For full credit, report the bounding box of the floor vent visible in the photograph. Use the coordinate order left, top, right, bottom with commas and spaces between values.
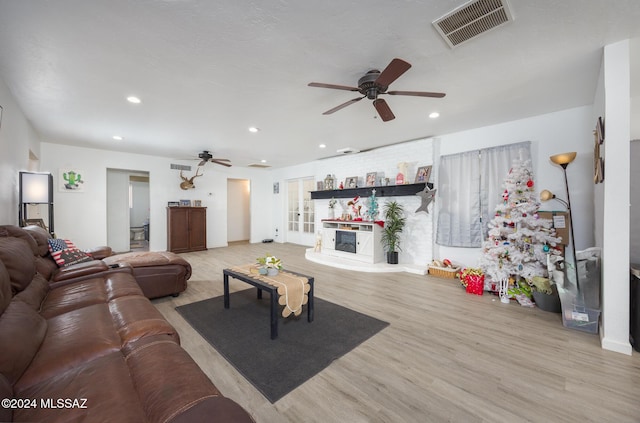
170, 163, 192, 171
248, 163, 271, 168
433, 0, 514, 48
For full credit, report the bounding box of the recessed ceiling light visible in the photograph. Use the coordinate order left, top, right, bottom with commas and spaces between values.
126, 96, 141, 104
248, 127, 260, 133
113, 135, 124, 141
319, 144, 326, 149
261, 159, 267, 163
429, 112, 440, 119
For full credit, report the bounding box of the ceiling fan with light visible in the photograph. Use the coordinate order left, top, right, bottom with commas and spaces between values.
196, 150, 231, 167
308, 58, 445, 122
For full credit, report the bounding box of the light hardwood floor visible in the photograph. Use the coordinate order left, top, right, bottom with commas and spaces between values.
152, 242, 640, 423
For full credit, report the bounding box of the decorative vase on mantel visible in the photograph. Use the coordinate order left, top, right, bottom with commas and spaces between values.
328, 207, 335, 220
267, 267, 279, 277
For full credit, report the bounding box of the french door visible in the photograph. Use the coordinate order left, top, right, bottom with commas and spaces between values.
286, 177, 315, 246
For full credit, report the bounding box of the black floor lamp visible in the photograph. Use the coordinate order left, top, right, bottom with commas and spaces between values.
540, 152, 579, 292
19, 171, 54, 235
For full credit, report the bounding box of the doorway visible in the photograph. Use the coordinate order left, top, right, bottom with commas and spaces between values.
286, 177, 315, 246
107, 169, 150, 253
227, 178, 250, 243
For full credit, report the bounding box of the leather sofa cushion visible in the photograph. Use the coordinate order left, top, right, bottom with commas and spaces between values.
104, 251, 192, 280
0, 225, 39, 255
0, 237, 36, 294
0, 374, 12, 423
14, 352, 148, 423
16, 303, 122, 391
14, 273, 50, 311
0, 261, 11, 315
22, 225, 51, 257
109, 295, 180, 344
40, 272, 143, 319
0, 298, 47, 385
50, 260, 109, 284
34, 255, 58, 280
123, 337, 224, 423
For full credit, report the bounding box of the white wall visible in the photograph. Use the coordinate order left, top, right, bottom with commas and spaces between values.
434, 106, 595, 268
0, 76, 42, 225
600, 40, 632, 355
39, 143, 272, 251
271, 138, 435, 265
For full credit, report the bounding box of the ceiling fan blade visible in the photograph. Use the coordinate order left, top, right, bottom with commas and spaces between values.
375, 58, 411, 87
373, 99, 395, 122
387, 90, 446, 98
308, 82, 360, 91
322, 96, 365, 115
211, 159, 232, 167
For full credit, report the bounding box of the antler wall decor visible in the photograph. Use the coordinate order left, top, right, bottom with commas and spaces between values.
179, 168, 203, 190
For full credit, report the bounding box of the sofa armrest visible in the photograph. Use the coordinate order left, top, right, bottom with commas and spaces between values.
85, 245, 113, 260
50, 261, 133, 287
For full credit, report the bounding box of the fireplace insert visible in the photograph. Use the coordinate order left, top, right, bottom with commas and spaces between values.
335, 230, 356, 253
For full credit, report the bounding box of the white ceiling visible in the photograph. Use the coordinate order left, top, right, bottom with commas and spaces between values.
1, 0, 639, 168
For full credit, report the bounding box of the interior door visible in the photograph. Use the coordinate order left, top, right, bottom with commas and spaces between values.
286, 177, 315, 246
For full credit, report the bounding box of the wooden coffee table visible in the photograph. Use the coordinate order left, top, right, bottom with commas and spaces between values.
222, 268, 314, 339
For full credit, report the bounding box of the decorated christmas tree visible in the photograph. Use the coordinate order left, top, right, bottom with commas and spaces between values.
366, 190, 379, 221
480, 157, 562, 304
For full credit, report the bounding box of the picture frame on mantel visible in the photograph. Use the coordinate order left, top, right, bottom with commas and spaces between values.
345, 176, 358, 189
365, 172, 377, 187
415, 166, 432, 183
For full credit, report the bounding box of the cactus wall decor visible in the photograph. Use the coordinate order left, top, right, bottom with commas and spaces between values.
59, 168, 85, 192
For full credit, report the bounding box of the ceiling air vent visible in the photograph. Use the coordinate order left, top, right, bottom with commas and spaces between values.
170, 163, 192, 171
432, 0, 514, 48
248, 163, 271, 168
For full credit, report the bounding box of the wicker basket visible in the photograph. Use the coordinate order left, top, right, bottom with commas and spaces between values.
428, 265, 460, 279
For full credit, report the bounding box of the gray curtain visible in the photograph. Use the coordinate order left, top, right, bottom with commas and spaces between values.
436, 141, 531, 247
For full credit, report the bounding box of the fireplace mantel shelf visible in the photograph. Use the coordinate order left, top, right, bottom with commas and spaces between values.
310, 182, 433, 200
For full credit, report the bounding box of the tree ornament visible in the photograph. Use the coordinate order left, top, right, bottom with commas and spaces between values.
527, 179, 534, 188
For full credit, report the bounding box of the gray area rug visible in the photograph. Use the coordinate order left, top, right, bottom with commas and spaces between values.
175, 289, 389, 403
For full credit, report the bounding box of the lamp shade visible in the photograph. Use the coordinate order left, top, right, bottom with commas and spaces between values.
20, 172, 52, 203
549, 152, 577, 166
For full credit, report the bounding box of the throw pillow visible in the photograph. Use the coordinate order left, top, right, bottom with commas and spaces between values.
47, 239, 93, 267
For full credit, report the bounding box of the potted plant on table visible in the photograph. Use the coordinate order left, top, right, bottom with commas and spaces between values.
257, 254, 282, 276
381, 201, 406, 264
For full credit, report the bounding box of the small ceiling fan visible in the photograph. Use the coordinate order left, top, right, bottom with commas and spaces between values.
196, 150, 232, 167
308, 58, 445, 122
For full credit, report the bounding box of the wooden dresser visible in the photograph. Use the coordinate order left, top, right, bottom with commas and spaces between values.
167, 207, 207, 253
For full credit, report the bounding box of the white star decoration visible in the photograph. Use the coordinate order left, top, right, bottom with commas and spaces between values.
415, 187, 437, 214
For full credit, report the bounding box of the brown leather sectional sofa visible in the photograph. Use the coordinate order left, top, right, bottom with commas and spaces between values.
22, 225, 191, 299
0, 225, 254, 422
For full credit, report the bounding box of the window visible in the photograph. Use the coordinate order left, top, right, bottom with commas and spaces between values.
436, 141, 531, 247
